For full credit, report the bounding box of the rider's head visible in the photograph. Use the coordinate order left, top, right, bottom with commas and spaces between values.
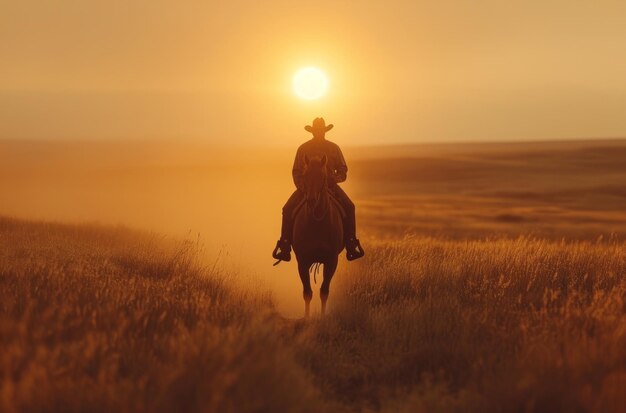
305, 117, 333, 140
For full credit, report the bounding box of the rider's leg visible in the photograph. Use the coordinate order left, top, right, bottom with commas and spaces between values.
330, 185, 364, 260
273, 190, 303, 261
281, 190, 304, 242
331, 185, 356, 240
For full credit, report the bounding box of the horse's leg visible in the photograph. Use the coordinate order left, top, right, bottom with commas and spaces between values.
298, 261, 313, 318
320, 255, 338, 316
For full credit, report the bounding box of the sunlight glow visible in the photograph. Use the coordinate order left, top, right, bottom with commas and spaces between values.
293, 67, 328, 100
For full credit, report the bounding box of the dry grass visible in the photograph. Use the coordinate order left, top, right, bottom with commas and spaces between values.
1, 216, 625, 412
302, 236, 626, 412
0, 217, 326, 413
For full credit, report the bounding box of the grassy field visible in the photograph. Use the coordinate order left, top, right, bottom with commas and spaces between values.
1, 216, 625, 412
1, 139, 625, 411
2, 139, 626, 316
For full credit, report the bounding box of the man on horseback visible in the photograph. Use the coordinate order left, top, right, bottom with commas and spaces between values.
272, 117, 365, 262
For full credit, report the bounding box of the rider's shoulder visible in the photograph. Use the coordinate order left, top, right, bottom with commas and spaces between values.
323, 139, 341, 150
298, 139, 341, 152
296, 140, 312, 152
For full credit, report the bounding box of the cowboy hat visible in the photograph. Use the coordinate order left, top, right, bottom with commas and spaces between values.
305, 117, 333, 133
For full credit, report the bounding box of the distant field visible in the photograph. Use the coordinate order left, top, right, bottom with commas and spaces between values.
1, 216, 624, 412
348, 139, 626, 239
1, 139, 625, 242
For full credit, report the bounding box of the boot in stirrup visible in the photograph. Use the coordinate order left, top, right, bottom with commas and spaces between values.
346, 238, 365, 261
272, 239, 292, 262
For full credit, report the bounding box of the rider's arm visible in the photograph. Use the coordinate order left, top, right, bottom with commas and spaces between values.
292, 147, 305, 189
334, 146, 348, 183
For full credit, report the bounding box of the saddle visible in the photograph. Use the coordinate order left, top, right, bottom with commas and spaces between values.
291, 192, 347, 220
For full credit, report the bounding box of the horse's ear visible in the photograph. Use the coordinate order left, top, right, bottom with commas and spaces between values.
321, 155, 327, 166
304, 155, 309, 166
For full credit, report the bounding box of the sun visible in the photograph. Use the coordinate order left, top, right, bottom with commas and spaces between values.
293, 67, 328, 100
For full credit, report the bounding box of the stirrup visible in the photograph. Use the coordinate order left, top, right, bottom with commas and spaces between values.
272, 240, 292, 264
346, 238, 365, 261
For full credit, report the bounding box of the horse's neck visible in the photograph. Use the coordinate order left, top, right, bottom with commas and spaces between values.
309, 188, 330, 220
317, 189, 329, 212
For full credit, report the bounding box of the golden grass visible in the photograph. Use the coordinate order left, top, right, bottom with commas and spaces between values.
1, 217, 625, 412
0, 217, 324, 413
304, 236, 626, 412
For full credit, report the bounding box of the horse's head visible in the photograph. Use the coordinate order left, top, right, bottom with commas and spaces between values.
303, 155, 328, 208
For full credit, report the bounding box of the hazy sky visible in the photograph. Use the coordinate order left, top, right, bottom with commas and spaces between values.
1, 0, 626, 145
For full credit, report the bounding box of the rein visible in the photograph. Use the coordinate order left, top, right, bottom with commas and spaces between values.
305, 179, 329, 222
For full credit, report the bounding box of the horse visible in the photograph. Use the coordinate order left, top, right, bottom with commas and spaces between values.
292, 154, 344, 317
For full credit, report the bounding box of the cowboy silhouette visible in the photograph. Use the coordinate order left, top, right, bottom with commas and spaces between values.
272, 117, 365, 262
